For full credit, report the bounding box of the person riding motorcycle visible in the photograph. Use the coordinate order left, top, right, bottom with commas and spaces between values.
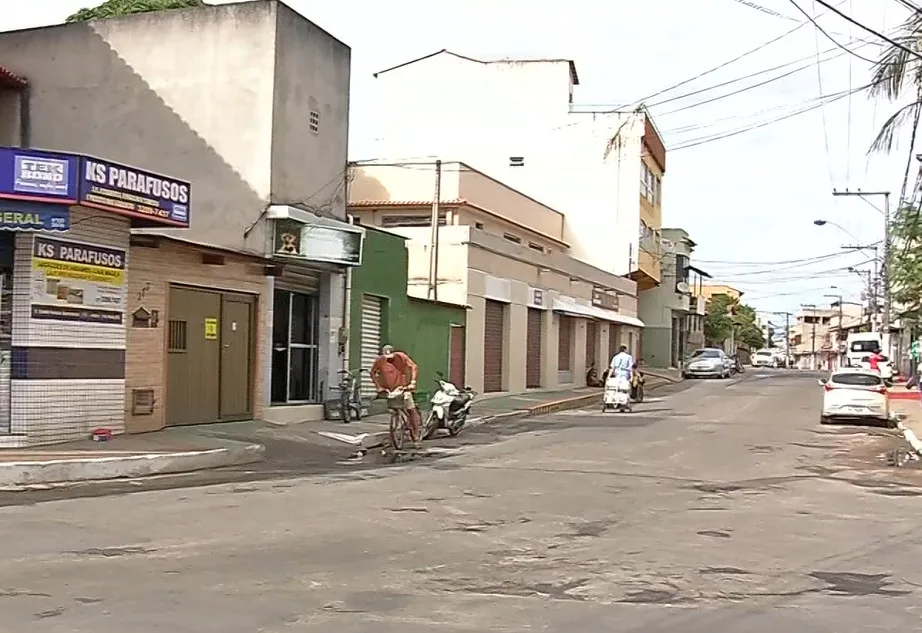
370, 344, 422, 448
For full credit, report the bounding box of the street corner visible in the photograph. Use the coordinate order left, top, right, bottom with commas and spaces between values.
0, 439, 265, 488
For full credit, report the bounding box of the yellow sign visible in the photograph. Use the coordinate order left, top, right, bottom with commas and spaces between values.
205, 317, 218, 340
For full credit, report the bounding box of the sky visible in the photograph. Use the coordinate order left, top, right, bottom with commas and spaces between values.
2, 0, 916, 325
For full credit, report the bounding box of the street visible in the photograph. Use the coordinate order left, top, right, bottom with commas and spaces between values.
2, 371, 921, 632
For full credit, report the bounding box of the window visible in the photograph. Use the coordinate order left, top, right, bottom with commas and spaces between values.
675, 254, 690, 283
691, 349, 721, 359
509, 156, 525, 167
309, 110, 320, 134
850, 340, 880, 353
831, 372, 883, 387
528, 242, 545, 253
503, 233, 522, 244
474, 221, 485, 230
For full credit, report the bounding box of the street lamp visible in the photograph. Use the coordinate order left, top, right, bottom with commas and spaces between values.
832, 189, 891, 335
825, 290, 844, 367
813, 219, 861, 243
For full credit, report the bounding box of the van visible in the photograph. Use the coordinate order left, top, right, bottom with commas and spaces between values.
845, 332, 893, 383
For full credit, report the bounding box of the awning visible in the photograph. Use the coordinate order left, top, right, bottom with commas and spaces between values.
552, 296, 645, 328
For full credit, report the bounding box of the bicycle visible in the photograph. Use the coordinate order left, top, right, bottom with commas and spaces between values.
335, 368, 367, 423
383, 386, 413, 451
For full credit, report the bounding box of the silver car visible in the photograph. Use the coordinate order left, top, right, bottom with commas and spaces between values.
682, 348, 732, 379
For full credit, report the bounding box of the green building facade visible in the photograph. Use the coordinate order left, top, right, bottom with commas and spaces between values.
348, 227, 466, 408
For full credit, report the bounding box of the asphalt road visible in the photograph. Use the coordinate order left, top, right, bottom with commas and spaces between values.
1, 370, 921, 632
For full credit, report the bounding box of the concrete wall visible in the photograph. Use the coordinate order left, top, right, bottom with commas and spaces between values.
0, 0, 351, 249
271, 3, 351, 219
367, 52, 648, 277
11, 207, 129, 446
125, 238, 270, 434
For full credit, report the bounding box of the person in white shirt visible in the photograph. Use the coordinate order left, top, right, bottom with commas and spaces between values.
609, 345, 634, 383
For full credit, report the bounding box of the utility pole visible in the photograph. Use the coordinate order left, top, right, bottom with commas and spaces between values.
802, 304, 818, 370
427, 159, 442, 301
832, 189, 890, 334
784, 312, 791, 368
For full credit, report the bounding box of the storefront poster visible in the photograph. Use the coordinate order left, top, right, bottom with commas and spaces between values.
0, 147, 79, 204
80, 157, 191, 227
273, 220, 363, 266
30, 236, 126, 324
0, 202, 69, 232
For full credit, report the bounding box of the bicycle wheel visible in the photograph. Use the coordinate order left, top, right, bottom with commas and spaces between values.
389, 410, 407, 451
422, 410, 439, 440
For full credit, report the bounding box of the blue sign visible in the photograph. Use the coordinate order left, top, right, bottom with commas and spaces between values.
0, 148, 79, 203
80, 156, 190, 227
0, 201, 69, 232
0, 146, 190, 228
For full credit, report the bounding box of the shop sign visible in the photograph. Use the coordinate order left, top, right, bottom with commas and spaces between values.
81, 157, 190, 227
30, 236, 126, 324
592, 286, 619, 311
0, 147, 79, 203
273, 219, 363, 266
204, 317, 218, 340
0, 202, 69, 232
529, 287, 544, 307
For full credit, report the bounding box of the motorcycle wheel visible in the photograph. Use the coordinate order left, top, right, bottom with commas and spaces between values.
422, 411, 439, 440
340, 391, 352, 423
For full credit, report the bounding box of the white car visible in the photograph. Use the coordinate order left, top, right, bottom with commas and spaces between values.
751, 349, 780, 368
819, 368, 890, 425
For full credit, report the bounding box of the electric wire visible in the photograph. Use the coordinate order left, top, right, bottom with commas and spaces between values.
808, 0, 836, 186
730, 0, 800, 21
786, 0, 881, 63
812, 0, 922, 60
846, 0, 854, 184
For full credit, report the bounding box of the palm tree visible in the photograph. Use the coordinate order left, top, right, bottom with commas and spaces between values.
66, 0, 203, 23
869, 11, 922, 154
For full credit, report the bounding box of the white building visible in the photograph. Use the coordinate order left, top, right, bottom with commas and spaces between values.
367, 50, 665, 291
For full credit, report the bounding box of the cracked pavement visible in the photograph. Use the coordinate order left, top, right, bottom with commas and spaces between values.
1, 371, 922, 631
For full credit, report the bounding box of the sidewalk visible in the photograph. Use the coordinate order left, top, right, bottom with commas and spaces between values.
0, 374, 677, 487
890, 399, 922, 455
0, 428, 264, 488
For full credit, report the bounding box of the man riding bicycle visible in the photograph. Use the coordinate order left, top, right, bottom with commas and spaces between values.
370, 344, 422, 448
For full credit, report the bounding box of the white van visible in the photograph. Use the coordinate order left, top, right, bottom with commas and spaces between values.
845, 332, 893, 383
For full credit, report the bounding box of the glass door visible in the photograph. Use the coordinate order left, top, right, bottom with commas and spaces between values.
270, 289, 320, 404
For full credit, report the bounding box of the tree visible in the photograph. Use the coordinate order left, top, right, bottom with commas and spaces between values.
704, 294, 764, 351
66, 0, 202, 22
868, 12, 922, 154
888, 203, 922, 320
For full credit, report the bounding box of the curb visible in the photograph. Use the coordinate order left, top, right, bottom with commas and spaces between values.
0, 441, 265, 487
895, 419, 922, 456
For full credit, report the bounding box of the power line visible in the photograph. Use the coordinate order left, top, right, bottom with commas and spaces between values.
786, 0, 881, 63
697, 245, 877, 266
806, 0, 836, 186
667, 82, 869, 151
812, 0, 922, 60
729, 0, 800, 21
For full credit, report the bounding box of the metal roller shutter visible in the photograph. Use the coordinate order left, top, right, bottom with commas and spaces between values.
360, 295, 383, 399
526, 308, 542, 388
558, 315, 572, 371
586, 321, 598, 370
483, 300, 505, 393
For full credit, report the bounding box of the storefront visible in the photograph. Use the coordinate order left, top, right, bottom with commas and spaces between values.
263, 205, 364, 424
0, 146, 189, 447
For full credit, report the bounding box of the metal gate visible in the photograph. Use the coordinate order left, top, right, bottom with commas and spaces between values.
558, 316, 573, 371
483, 300, 505, 392
525, 308, 542, 388
585, 321, 598, 371
360, 295, 383, 399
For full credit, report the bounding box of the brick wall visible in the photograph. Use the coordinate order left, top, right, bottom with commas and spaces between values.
126, 239, 269, 433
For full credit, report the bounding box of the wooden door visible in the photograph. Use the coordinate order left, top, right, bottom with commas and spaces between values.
525, 308, 542, 388
483, 300, 505, 392
219, 294, 253, 420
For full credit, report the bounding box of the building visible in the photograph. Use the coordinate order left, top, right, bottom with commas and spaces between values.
349, 160, 643, 394
0, 1, 357, 427
790, 304, 862, 370
637, 228, 709, 367
365, 50, 664, 287
696, 284, 743, 303
348, 225, 467, 409
0, 145, 190, 446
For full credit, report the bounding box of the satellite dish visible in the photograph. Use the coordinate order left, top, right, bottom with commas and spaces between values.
676, 281, 690, 293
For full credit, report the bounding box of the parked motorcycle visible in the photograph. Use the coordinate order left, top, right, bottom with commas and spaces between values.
422, 373, 477, 439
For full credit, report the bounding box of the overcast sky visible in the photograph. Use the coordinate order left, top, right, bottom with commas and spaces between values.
2, 0, 914, 322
